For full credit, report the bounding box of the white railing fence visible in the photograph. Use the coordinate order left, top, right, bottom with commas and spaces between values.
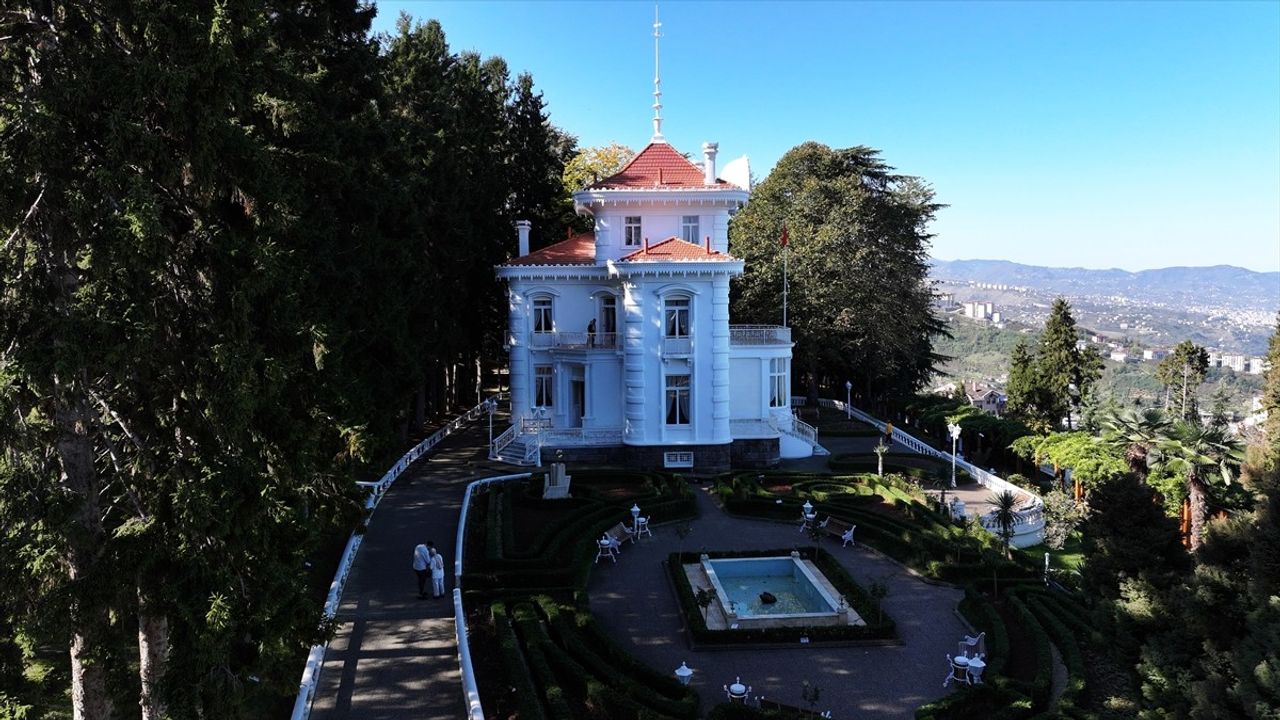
770, 413, 818, 445
728, 324, 792, 345
290, 394, 503, 720
453, 472, 531, 720
795, 395, 1044, 545
492, 424, 518, 456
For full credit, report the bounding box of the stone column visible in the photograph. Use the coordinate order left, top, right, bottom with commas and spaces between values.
622, 279, 646, 442
711, 275, 731, 443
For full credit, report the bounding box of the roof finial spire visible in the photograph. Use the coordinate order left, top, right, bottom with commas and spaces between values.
651, 4, 665, 143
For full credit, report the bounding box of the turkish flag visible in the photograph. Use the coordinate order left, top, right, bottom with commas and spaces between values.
780, 224, 789, 248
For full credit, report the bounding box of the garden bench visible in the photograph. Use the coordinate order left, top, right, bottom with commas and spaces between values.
819, 516, 856, 547
604, 522, 634, 548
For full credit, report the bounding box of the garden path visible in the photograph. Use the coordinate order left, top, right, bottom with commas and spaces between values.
308, 414, 509, 720
784, 433, 1001, 519
587, 484, 971, 719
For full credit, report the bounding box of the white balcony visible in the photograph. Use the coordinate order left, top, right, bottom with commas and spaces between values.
729, 325, 791, 345
529, 331, 618, 349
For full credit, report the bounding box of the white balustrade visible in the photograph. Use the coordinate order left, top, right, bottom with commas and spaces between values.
728, 324, 791, 345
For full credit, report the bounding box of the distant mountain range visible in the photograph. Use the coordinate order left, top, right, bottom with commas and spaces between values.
930, 259, 1280, 311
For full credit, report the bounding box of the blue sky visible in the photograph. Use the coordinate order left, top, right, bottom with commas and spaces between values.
371, 1, 1280, 273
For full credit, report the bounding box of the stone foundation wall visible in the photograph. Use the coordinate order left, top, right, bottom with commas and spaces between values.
540, 439, 779, 473
730, 438, 781, 469
624, 443, 732, 474
539, 444, 627, 466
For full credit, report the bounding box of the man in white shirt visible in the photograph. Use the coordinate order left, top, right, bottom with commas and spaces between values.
412, 543, 431, 599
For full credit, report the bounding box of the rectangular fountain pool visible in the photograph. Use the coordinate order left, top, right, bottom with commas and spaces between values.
700, 556, 846, 629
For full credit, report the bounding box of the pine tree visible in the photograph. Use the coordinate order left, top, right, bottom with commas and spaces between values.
1036, 298, 1082, 429
1156, 340, 1210, 421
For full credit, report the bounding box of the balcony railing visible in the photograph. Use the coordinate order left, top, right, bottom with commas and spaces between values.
729, 325, 791, 345
530, 331, 618, 349
663, 336, 692, 355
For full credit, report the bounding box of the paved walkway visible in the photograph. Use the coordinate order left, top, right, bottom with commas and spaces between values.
588, 485, 968, 719
309, 421, 971, 719
309, 416, 512, 720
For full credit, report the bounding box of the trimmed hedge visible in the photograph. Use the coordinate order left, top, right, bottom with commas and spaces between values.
958, 584, 1010, 678
491, 601, 547, 720
1006, 594, 1053, 711
510, 603, 575, 720
669, 547, 896, 645
914, 683, 1034, 720
1025, 593, 1090, 717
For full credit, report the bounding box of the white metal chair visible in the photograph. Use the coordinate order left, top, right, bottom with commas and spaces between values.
840, 526, 856, 547
595, 536, 617, 564
799, 512, 817, 532
959, 631, 986, 657
635, 516, 652, 539
942, 654, 971, 688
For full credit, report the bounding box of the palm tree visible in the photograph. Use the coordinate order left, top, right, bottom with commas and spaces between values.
873, 440, 889, 477
1149, 421, 1245, 551
1100, 407, 1171, 480
990, 489, 1019, 558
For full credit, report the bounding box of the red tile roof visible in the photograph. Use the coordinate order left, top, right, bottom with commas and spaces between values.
504, 232, 596, 266
619, 237, 738, 262
589, 142, 740, 190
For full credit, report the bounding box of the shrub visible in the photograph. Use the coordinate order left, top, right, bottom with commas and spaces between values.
491, 601, 547, 720
1006, 594, 1053, 711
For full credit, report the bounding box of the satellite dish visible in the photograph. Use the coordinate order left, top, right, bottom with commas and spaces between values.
720, 155, 752, 192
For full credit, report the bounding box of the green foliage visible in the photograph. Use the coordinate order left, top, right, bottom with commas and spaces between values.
0, 5, 579, 715
1009, 432, 1126, 489
1156, 340, 1210, 421
561, 143, 635, 193
729, 142, 944, 402
1042, 489, 1088, 550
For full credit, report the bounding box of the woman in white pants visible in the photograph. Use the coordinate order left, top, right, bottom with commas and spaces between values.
429, 547, 446, 598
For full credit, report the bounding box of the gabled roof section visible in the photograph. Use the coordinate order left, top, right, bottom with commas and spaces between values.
503, 232, 596, 266
588, 142, 740, 190
618, 237, 738, 262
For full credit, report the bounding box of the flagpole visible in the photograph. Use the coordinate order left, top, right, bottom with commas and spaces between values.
783, 245, 788, 328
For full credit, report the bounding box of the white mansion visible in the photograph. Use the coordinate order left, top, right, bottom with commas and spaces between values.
491, 138, 825, 472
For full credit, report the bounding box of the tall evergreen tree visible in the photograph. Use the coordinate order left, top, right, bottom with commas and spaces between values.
729, 143, 945, 402
1157, 340, 1210, 421
1036, 298, 1084, 428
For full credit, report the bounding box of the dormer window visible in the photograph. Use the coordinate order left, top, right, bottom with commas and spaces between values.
681, 215, 700, 243
624, 216, 642, 247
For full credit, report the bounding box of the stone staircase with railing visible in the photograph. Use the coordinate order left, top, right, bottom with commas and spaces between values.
771, 413, 831, 456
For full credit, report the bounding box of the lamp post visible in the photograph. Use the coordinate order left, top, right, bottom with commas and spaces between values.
844, 380, 852, 419
675, 662, 693, 687
802, 500, 813, 516
631, 503, 641, 531
485, 398, 497, 460
947, 423, 962, 490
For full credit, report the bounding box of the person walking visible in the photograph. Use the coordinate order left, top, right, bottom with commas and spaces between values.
412, 542, 431, 599
429, 545, 446, 598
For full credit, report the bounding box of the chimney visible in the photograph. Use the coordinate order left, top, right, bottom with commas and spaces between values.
705, 235, 712, 254
516, 220, 531, 257
702, 142, 719, 184
643, 237, 649, 252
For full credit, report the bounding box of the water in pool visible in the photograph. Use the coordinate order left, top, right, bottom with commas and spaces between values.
705, 558, 834, 617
